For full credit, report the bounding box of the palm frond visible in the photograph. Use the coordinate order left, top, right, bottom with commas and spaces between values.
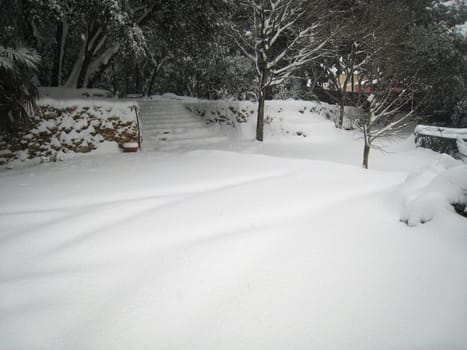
0, 45, 41, 133
0, 45, 41, 71
0, 56, 14, 70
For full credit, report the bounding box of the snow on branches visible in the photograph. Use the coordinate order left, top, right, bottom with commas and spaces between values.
229, 0, 333, 140
231, 0, 331, 89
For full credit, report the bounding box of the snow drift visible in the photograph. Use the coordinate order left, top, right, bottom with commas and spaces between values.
400, 155, 467, 225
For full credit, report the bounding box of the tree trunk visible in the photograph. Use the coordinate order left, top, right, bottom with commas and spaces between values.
135, 66, 143, 95
77, 44, 93, 88
51, 20, 68, 86
87, 57, 112, 88
64, 34, 87, 88
362, 118, 371, 169
125, 71, 130, 96
339, 96, 345, 128
76, 24, 102, 88
50, 23, 62, 87
256, 64, 269, 142
256, 90, 265, 142
362, 142, 370, 169
15, 0, 27, 41
338, 75, 349, 128
63, 5, 160, 89
85, 43, 120, 88
146, 66, 158, 97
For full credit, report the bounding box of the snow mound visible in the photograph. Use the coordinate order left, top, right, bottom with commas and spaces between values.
400, 155, 467, 226
457, 137, 467, 159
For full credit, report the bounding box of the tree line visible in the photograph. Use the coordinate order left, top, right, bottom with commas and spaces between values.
1, 0, 466, 138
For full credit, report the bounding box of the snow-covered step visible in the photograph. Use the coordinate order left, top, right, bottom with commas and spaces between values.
141, 121, 206, 128
142, 117, 204, 122
141, 119, 203, 125
136, 97, 224, 151
157, 135, 227, 144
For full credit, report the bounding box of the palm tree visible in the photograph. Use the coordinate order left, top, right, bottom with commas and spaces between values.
0, 44, 41, 134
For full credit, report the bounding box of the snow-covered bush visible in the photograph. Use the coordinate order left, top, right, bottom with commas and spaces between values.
457, 137, 467, 160
186, 101, 256, 127
186, 99, 340, 138
414, 125, 467, 156
400, 155, 467, 226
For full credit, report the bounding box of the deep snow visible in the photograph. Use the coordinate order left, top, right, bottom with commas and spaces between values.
0, 96, 466, 350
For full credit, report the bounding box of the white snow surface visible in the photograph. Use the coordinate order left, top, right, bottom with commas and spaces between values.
0, 95, 466, 350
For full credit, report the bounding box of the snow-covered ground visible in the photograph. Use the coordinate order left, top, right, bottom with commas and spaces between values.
0, 95, 466, 350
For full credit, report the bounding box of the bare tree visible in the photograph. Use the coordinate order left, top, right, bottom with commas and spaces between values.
342, 0, 429, 169
355, 36, 430, 169
230, 0, 333, 141
355, 84, 416, 169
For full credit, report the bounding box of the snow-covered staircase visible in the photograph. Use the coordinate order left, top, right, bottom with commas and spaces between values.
137, 97, 224, 151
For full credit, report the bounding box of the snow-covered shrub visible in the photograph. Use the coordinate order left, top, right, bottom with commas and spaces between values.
457, 137, 467, 160
186, 101, 256, 127
186, 99, 340, 138
414, 125, 467, 156
415, 133, 458, 154
400, 155, 467, 226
